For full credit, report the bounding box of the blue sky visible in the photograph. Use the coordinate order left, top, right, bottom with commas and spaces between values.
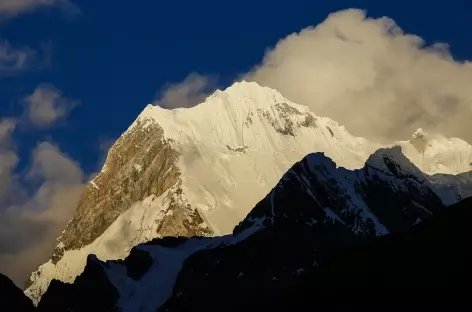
1, 0, 471, 174
1, 0, 472, 285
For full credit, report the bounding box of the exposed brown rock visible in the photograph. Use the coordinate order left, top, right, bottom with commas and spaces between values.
54, 118, 183, 260
153, 184, 213, 238
226, 145, 247, 153
275, 102, 302, 117
255, 103, 316, 137
326, 126, 334, 137
257, 107, 296, 137
300, 114, 318, 129
244, 110, 254, 127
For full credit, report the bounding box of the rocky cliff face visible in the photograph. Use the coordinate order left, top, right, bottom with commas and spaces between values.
25, 118, 213, 302
33, 150, 468, 311
55, 119, 184, 254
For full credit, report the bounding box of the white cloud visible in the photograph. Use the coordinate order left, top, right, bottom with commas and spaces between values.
0, 0, 78, 17
153, 72, 218, 109
27, 142, 83, 184
0, 98, 84, 287
0, 118, 16, 145
25, 84, 79, 127
0, 41, 36, 76
0, 140, 84, 286
0, 119, 18, 204
243, 9, 472, 143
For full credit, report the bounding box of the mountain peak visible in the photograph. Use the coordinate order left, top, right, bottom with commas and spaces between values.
207, 80, 298, 112
225, 79, 261, 89
222, 80, 276, 97
412, 128, 426, 139
127, 79, 325, 155
131, 80, 304, 135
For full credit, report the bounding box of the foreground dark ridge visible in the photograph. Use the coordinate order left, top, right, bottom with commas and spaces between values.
0, 274, 35, 311
313, 195, 471, 288
3, 198, 468, 311
2, 192, 469, 311
1, 148, 470, 311
161, 196, 471, 311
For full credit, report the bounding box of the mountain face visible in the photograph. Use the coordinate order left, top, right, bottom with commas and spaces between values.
34, 151, 469, 311
25, 81, 472, 303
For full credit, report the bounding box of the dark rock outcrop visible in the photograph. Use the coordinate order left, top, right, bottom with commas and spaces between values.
312, 196, 472, 288
0, 273, 35, 312
37, 255, 119, 312
159, 198, 471, 312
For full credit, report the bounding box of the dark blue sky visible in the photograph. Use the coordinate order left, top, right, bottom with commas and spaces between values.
1, 0, 471, 175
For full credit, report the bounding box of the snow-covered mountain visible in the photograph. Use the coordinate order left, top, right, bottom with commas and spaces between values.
35, 151, 470, 311
25, 81, 472, 303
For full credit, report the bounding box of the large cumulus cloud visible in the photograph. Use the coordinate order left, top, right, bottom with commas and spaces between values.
244, 9, 472, 143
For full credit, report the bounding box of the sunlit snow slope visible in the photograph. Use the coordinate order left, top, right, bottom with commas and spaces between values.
25, 81, 472, 303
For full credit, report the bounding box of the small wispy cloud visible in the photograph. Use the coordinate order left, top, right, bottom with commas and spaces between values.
0, 119, 18, 204
0, 118, 16, 146
153, 73, 218, 109
0, 41, 36, 76
24, 84, 79, 128
0, 0, 79, 19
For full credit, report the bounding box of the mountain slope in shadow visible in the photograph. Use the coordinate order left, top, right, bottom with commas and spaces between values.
0, 273, 35, 312
159, 190, 471, 312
